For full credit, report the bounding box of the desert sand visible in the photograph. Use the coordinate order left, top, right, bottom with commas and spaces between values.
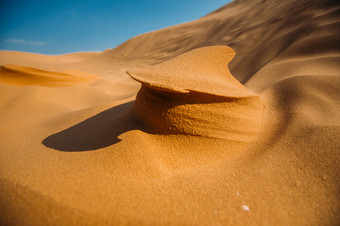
1, 0, 340, 225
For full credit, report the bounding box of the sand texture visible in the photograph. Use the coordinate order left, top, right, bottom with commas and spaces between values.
128, 46, 264, 141
1, 0, 340, 225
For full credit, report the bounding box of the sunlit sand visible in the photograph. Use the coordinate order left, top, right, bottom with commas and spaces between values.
1, 0, 339, 225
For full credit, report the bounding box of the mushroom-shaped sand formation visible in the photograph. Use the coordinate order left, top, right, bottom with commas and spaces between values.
127, 46, 264, 142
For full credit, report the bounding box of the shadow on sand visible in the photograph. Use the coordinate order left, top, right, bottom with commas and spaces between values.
42, 101, 140, 152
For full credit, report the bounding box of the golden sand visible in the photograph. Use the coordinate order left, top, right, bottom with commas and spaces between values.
0, 64, 98, 86
0, 0, 340, 225
129, 46, 264, 141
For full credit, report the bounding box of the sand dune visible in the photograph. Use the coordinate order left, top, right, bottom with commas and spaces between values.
1, 0, 340, 225
0, 64, 98, 86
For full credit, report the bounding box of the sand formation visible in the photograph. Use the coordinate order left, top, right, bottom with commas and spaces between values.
1, 0, 340, 225
0, 64, 98, 87
128, 46, 264, 141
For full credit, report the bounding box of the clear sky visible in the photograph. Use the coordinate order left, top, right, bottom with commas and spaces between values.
0, 0, 231, 55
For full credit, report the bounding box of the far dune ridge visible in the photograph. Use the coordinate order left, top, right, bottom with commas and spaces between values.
0, 64, 98, 86
0, 0, 340, 225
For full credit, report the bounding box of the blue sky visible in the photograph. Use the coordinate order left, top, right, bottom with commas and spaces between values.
0, 0, 230, 55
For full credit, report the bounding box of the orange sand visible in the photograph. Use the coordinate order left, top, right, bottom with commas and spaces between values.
1, 0, 340, 225
0, 64, 98, 87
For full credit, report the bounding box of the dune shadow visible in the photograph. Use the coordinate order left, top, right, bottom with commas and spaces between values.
42, 101, 140, 152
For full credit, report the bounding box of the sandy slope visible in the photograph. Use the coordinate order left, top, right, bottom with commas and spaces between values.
1, 0, 340, 225
0, 64, 98, 87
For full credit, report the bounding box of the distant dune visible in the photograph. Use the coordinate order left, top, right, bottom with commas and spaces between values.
0, 0, 339, 225
0, 64, 98, 86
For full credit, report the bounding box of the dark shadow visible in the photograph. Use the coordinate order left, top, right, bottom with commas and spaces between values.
43, 87, 263, 152
42, 101, 140, 152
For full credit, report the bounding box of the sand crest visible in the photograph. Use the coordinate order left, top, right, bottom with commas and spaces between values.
0, 64, 98, 86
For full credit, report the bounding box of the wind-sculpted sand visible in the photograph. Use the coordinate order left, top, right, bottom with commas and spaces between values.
128, 46, 264, 141
1, 0, 340, 225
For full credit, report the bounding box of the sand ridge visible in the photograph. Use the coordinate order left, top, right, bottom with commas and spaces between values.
0, 64, 99, 86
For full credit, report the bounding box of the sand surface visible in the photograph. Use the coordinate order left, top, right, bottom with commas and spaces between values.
1, 0, 340, 225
